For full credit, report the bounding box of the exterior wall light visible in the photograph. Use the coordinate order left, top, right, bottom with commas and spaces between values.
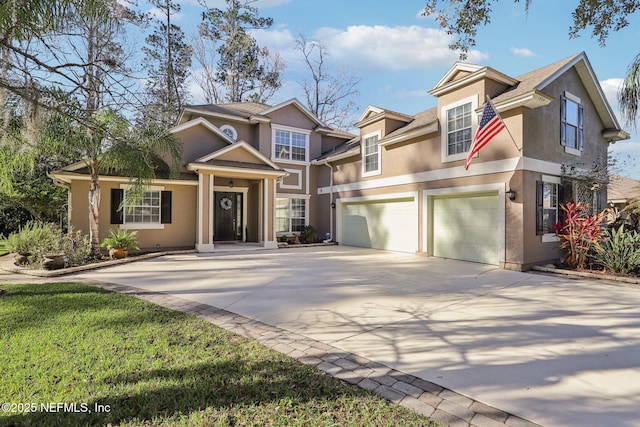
506, 189, 516, 201
228, 179, 234, 188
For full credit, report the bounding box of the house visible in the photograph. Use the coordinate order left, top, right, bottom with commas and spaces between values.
607, 174, 640, 210
52, 51, 628, 271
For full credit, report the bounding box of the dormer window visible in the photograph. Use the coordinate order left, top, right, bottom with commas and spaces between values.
441, 95, 478, 163
362, 131, 381, 177
220, 125, 237, 140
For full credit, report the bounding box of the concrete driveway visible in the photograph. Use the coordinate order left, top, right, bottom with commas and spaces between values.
74, 246, 640, 427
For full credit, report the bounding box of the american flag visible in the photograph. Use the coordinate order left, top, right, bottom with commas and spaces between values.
464, 98, 505, 170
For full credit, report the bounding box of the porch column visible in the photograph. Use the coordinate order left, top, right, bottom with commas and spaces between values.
196, 172, 215, 252
262, 178, 278, 249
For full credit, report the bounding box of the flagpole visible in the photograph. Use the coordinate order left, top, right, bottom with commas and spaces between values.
485, 95, 522, 152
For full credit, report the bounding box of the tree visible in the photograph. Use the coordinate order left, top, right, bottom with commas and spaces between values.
197, 0, 284, 103
423, 0, 640, 126
295, 34, 360, 130
0, 0, 182, 255
140, 0, 193, 128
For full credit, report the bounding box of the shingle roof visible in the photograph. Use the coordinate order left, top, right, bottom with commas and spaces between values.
492, 53, 581, 105
383, 107, 437, 140
315, 137, 361, 161
185, 102, 270, 119
608, 174, 640, 203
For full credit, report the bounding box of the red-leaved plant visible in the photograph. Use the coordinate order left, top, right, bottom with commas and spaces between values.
555, 201, 606, 270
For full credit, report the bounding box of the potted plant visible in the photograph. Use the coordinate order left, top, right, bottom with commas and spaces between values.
100, 229, 140, 259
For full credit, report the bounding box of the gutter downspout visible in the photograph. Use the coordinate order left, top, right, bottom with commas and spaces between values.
323, 160, 334, 243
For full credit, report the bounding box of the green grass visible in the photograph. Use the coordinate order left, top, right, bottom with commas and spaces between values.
0, 283, 441, 427
0, 241, 7, 256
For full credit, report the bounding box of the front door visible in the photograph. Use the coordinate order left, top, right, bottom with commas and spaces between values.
215, 192, 243, 241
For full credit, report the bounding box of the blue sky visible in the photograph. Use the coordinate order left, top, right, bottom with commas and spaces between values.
169, 0, 640, 179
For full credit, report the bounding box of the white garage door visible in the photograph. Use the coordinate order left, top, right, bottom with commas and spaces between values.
341, 197, 417, 253
432, 192, 499, 265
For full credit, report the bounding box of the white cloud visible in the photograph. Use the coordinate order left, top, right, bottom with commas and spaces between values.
311, 25, 487, 72
184, 0, 290, 7
510, 47, 536, 57
600, 78, 623, 112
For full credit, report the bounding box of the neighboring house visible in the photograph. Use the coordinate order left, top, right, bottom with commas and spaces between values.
608, 174, 640, 210
52, 51, 628, 271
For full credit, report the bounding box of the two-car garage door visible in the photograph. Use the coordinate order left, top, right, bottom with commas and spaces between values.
340, 191, 500, 264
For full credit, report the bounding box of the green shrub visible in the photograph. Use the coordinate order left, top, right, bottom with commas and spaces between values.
100, 229, 140, 250
593, 228, 640, 275
4, 222, 91, 268
5, 221, 58, 256
301, 225, 317, 243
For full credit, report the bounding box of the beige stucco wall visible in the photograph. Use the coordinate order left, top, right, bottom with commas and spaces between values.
178, 124, 230, 164
68, 179, 197, 250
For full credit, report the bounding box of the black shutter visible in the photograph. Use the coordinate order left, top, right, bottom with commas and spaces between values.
536, 180, 544, 235
161, 191, 172, 224
111, 189, 124, 225
560, 96, 567, 147
578, 103, 584, 151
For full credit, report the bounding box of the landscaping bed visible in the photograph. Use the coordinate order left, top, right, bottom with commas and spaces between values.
0, 282, 440, 427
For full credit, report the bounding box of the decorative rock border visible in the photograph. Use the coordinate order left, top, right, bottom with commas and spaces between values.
0, 249, 197, 278
532, 265, 640, 287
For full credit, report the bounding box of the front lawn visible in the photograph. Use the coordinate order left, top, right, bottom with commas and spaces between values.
0, 283, 440, 427
0, 241, 7, 256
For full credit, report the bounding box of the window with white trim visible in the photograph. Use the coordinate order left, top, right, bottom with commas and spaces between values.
362, 131, 381, 176
220, 125, 237, 140
111, 187, 171, 228
441, 95, 478, 162
274, 127, 308, 162
447, 103, 472, 155
561, 92, 584, 153
276, 198, 306, 233
536, 176, 561, 242
125, 191, 161, 224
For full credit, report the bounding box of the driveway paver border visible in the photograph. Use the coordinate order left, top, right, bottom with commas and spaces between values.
82, 278, 542, 427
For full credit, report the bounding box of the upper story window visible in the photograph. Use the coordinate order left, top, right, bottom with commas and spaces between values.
447, 103, 472, 155
220, 125, 237, 140
561, 92, 584, 155
362, 131, 381, 177
272, 124, 310, 163
441, 95, 478, 163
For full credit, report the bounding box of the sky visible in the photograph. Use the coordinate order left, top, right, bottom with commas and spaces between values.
167, 0, 640, 180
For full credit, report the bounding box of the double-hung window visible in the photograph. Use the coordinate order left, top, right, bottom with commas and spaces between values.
441, 95, 478, 162
276, 197, 307, 233
561, 92, 584, 154
447, 103, 473, 156
536, 176, 561, 242
110, 187, 171, 228
362, 131, 381, 176
273, 125, 309, 162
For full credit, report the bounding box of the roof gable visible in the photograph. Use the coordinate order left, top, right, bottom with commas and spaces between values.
493, 52, 626, 135
195, 140, 280, 170
170, 117, 235, 145
429, 63, 518, 97
260, 98, 328, 128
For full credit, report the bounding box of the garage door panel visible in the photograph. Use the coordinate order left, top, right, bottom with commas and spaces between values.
433, 193, 499, 265
342, 198, 417, 253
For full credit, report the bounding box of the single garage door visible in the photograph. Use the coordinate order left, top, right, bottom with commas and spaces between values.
432, 192, 499, 265
341, 197, 417, 253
